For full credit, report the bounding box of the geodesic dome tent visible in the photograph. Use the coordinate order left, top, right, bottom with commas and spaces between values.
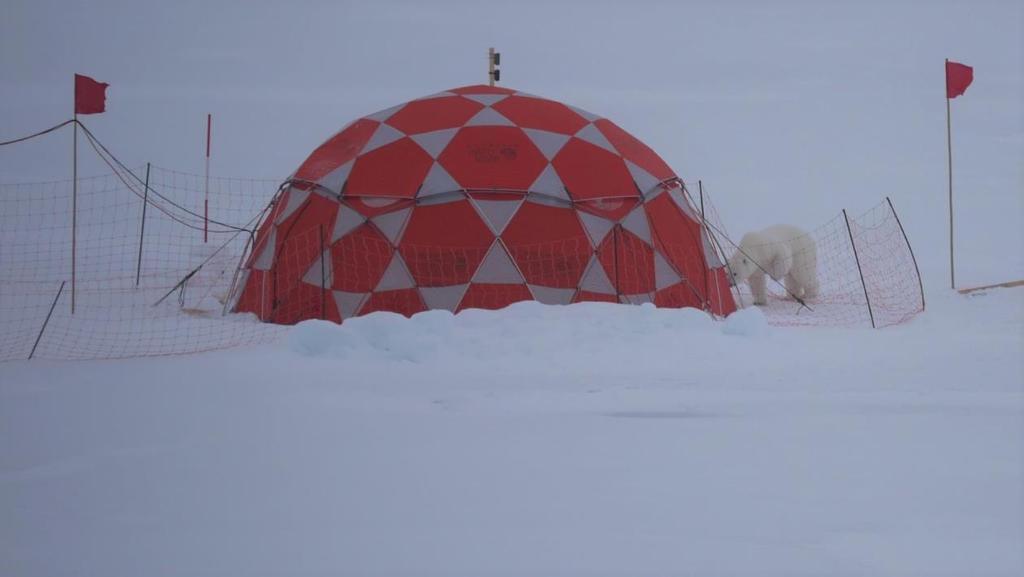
231, 85, 736, 323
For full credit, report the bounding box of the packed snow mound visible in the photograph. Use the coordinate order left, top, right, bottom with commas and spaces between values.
288, 301, 719, 363
722, 306, 772, 337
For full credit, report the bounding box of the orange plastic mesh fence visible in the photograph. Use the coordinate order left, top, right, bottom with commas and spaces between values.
0, 170, 924, 362
716, 200, 924, 328
0, 167, 286, 361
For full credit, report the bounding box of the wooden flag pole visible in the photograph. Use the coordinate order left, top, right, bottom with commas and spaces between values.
945, 59, 955, 290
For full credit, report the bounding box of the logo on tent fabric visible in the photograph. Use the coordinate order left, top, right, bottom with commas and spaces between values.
470, 143, 519, 163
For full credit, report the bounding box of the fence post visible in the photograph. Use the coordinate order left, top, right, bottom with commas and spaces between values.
886, 197, 925, 312
843, 209, 876, 328
29, 281, 66, 360
135, 162, 151, 286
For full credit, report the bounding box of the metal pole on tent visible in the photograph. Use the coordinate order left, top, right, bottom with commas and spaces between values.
135, 162, 151, 286
204, 113, 211, 244
71, 112, 77, 315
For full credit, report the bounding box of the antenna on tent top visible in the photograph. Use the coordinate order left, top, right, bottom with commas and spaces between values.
488, 47, 501, 86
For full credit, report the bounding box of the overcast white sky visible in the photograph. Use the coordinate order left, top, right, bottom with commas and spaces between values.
2, 0, 1021, 285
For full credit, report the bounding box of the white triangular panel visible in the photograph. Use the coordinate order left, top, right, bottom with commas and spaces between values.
370, 207, 412, 245
529, 164, 570, 201
580, 256, 615, 294
574, 123, 618, 155
669, 188, 699, 221
465, 107, 514, 127
274, 187, 310, 225
568, 105, 601, 123
625, 159, 660, 196
365, 103, 405, 123
332, 291, 367, 319
463, 94, 509, 106
522, 128, 571, 161
621, 205, 652, 244
419, 284, 469, 312
419, 162, 462, 197
361, 123, 405, 155
703, 231, 724, 268
528, 285, 576, 305
375, 253, 415, 291
512, 91, 542, 99
331, 207, 365, 242
411, 128, 458, 160
577, 211, 614, 247
653, 250, 682, 290
472, 198, 523, 235
317, 160, 354, 195
252, 228, 276, 271
302, 249, 333, 287
472, 241, 523, 284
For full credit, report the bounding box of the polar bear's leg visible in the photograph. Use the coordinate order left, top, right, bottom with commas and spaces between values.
794, 259, 819, 300
803, 274, 819, 300
748, 271, 768, 305
785, 274, 803, 300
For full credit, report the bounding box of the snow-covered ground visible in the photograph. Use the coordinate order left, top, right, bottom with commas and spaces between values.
3, 1, 1023, 575
2, 289, 1021, 576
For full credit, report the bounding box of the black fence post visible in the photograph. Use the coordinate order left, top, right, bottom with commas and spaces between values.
135, 162, 151, 286
29, 281, 66, 360
843, 209, 876, 329
886, 197, 925, 312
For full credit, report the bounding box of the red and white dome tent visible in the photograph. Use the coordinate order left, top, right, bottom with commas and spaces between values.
230, 85, 737, 323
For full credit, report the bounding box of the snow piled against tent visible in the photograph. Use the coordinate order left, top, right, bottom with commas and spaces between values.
288, 301, 771, 364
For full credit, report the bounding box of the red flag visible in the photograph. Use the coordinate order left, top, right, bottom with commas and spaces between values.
945, 60, 973, 99
74, 74, 108, 115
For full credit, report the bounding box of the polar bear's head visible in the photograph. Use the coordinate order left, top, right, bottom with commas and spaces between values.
726, 233, 764, 286
726, 251, 758, 287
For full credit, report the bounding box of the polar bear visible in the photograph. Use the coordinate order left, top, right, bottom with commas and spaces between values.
726, 224, 818, 306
